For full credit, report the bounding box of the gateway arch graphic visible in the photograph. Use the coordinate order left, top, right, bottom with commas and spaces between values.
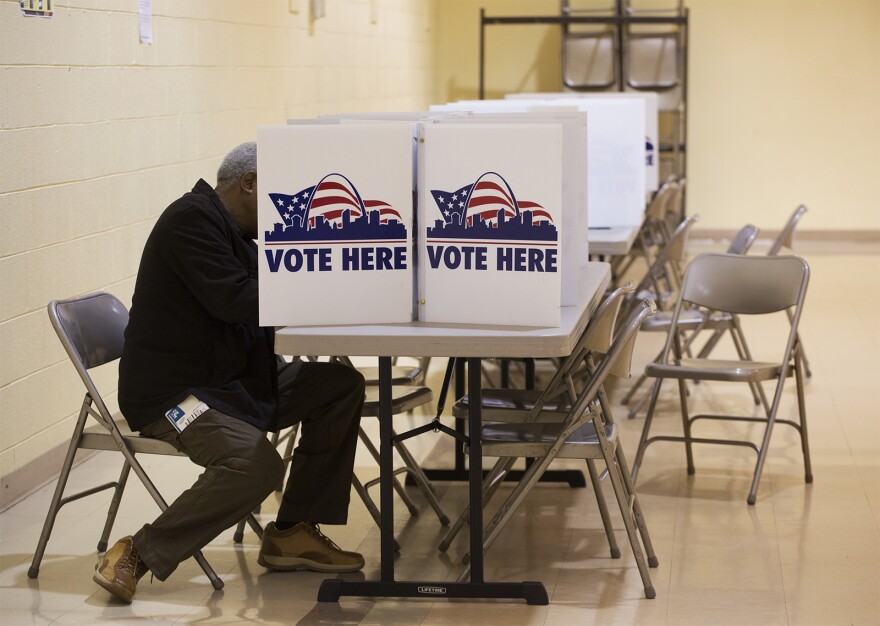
427, 172, 557, 243
265, 173, 407, 243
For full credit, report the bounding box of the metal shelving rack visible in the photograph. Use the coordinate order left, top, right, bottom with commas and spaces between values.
478, 1, 688, 180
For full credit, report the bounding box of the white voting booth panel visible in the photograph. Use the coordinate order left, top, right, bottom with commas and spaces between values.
429, 112, 586, 307
505, 92, 659, 193
418, 123, 563, 327
435, 99, 645, 229
257, 124, 414, 326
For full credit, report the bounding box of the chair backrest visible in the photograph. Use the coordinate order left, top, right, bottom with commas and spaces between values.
48, 292, 129, 428
561, 0, 618, 91
768, 204, 807, 256
680, 253, 809, 315
662, 212, 697, 265
524, 282, 635, 420
562, 298, 657, 428
726, 224, 759, 255
666, 177, 686, 222
645, 179, 677, 222
581, 281, 635, 355
622, 1, 685, 91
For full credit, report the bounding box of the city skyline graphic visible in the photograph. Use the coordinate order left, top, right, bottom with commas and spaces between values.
427, 172, 557, 243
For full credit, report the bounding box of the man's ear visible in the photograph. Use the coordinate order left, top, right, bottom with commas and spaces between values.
241, 171, 257, 193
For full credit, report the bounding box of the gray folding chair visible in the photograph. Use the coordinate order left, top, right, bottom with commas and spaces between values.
560, 0, 618, 91
440, 282, 635, 554
631, 254, 812, 504
622, 223, 761, 416
768, 204, 807, 256
620, 213, 698, 321
622, 0, 685, 92
767, 205, 812, 378
29, 292, 261, 589
611, 178, 679, 280
455, 299, 660, 599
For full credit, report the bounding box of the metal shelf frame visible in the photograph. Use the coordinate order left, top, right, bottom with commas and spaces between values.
478, 3, 689, 179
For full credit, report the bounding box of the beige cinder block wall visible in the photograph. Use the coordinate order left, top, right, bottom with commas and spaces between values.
0, 0, 435, 508
434, 0, 880, 234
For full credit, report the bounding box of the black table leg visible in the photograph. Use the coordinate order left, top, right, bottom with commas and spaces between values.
318, 356, 548, 605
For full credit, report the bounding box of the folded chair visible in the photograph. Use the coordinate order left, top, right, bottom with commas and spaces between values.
455, 299, 660, 599
619, 213, 698, 322
630, 254, 812, 504
768, 204, 807, 257
561, 0, 619, 91
440, 281, 634, 553
768, 205, 812, 378
29, 292, 261, 589
611, 177, 679, 281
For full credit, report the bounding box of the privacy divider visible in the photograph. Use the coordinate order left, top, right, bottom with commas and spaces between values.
259, 113, 578, 328
257, 123, 415, 326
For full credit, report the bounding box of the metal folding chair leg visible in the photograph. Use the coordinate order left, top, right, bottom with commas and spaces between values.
353, 473, 401, 552
438, 456, 513, 552
391, 436, 450, 525
585, 459, 621, 559
357, 427, 420, 517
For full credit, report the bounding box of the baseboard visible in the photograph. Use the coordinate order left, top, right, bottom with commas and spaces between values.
694, 228, 880, 244
0, 442, 97, 512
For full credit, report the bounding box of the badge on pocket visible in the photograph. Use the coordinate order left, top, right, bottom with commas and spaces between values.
165, 395, 209, 433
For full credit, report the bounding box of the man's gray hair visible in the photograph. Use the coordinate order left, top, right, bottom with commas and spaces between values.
216, 141, 257, 188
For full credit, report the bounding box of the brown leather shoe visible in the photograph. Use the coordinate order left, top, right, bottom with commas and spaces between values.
93, 536, 149, 603
258, 522, 365, 572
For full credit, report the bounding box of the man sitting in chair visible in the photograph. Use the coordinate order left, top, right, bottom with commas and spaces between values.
95, 142, 366, 603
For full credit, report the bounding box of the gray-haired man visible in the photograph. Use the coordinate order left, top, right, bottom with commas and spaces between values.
95, 142, 366, 603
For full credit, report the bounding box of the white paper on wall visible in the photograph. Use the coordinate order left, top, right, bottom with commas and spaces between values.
258, 124, 415, 326
418, 123, 563, 327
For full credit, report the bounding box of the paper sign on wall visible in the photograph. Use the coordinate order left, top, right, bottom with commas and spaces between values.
258, 124, 414, 326
418, 123, 563, 327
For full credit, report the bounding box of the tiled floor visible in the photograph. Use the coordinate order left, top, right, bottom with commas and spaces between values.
1, 242, 878, 625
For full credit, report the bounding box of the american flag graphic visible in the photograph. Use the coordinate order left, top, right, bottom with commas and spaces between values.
431, 172, 554, 228
364, 200, 403, 225
269, 173, 400, 230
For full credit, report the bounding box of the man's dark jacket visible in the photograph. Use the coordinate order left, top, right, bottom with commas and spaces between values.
118, 179, 278, 432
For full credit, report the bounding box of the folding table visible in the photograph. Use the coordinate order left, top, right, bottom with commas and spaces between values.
588, 224, 641, 257
274, 262, 611, 605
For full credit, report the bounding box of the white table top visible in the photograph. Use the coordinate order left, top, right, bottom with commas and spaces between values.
275, 262, 611, 359
588, 224, 641, 256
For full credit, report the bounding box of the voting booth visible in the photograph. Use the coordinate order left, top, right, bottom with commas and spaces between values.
259, 112, 583, 328
505, 92, 659, 194
417, 123, 564, 327
257, 124, 415, 326
432, 99, 646, 230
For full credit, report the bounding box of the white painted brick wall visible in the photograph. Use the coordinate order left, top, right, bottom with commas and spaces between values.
0, 0, 437, 508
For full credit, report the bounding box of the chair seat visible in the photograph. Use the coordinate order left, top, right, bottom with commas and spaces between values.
362, 385, 433, 416
357, 365, 424, 386
640, 309, 733, 332
646, 358, 782, 382
453, 389, 569, 423
80, 418, 185, 456
480, 421, 616, 459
